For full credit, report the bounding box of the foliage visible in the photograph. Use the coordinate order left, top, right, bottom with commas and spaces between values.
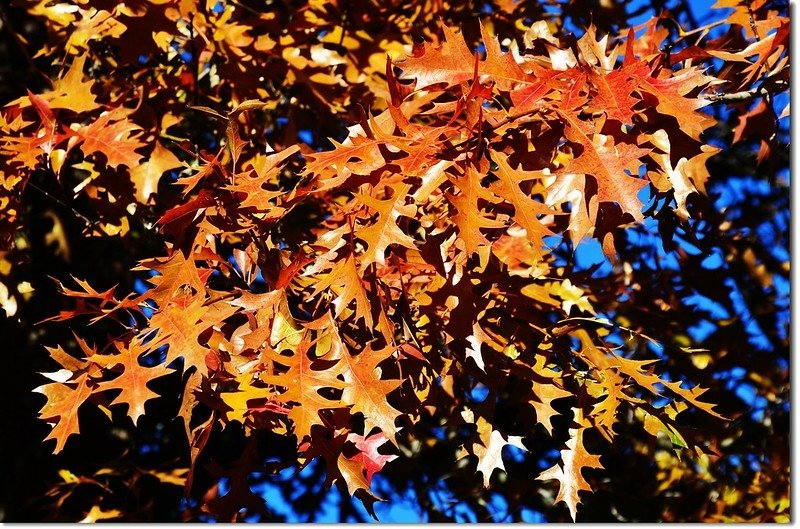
0, 0, 789, 522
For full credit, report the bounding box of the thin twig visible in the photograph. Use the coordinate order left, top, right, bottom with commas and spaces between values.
27, 181, 95, 227
704, 80, 788, 103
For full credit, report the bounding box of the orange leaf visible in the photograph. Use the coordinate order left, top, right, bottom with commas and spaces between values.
47, 55, 99, 113
447, 163, 504, 255
555, 110, 649, 221
355, 185, 417, 266
399, 22, 536, 91
537, 426, 603, 521
71, 108, 145, 168
490, 151, 556, 248
260, 316, 347, 443
95, 340, 173, 424
35, 373, 93, 453
131, 142, 183, 203
638, 67, 717, 140
337, 341, 404, 443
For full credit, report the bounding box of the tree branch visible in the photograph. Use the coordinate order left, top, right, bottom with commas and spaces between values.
704, 80, 788, 103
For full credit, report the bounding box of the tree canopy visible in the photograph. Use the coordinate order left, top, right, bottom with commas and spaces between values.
0, 0, 789, 522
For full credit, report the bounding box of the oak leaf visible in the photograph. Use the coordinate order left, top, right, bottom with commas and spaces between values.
447, 163, 504, 255
355, 186, 417, 266
45, 55, 99, 113
399, 23, 535, 91
147, 294, 237, 376
130, 142, 183, 203
345, 432, 398, 486
639, 66, 717, 140
94, 341, 173, 425
460, 414, 527, 487
35, 373, 93, 454
537, 426, 603, 521
555, 111, 650, 221
585, 61, 649, 124
490, 151, 555, 248
71, 109, 145, 169
304, 135, 388, 190
259, 319, 347, 443
309, 254, 374, 327
338, 343, 404, 442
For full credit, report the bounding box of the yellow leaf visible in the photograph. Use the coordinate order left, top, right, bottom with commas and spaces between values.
690, 353, 712, 369
552, 279, 594, 314
58, 469, 80, 484
148, 468, 189, 487
79, 505, 122, 523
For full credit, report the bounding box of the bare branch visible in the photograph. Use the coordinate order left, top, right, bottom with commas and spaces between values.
704, 80, 788, 103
